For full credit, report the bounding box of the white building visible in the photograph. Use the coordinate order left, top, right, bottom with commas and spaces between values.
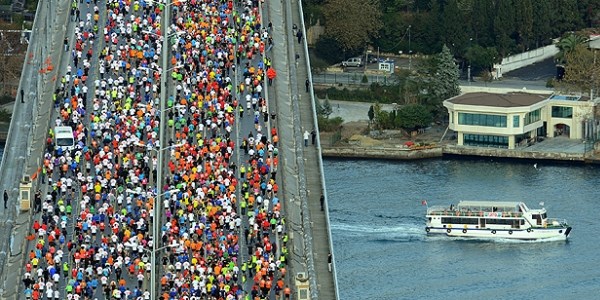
443, 92, 598, 149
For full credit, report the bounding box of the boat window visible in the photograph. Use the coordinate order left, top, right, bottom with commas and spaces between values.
441, 217, 479, 225
512, 219, 520, 228
486, 218, 514, 225
541, 213, 547, 219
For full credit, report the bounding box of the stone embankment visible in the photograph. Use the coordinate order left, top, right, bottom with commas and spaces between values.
322, 146, 442, 160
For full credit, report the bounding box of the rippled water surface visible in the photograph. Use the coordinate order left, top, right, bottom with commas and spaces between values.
324, 158, 600, 300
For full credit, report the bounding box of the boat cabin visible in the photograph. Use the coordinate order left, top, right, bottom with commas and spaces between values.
425, 200, 571, 240
428, 201, 549, 230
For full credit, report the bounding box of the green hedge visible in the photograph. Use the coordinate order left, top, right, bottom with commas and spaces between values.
314, 83, 401, 104
0, 108, 11, 123
317, 116, 343, 132
0, 94, 14, 105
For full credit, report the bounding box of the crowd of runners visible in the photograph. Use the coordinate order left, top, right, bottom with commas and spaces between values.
21, 0, 291, 299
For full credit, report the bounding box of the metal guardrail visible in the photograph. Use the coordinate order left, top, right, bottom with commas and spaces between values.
312, 72, 394, 86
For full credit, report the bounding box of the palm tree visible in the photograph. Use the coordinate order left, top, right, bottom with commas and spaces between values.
555, 33, 588, 65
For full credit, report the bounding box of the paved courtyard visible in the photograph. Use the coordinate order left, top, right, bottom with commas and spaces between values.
524, 136, 587, 154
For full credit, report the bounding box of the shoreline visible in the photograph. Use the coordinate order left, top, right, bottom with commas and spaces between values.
319, 99, 600, 164
321, 144, 600, 163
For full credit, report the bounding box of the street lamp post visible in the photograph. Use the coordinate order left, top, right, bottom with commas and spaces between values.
468, 38, 473, 85
147, 1, 188, 298
141, 229, 179, 295
153, 1, 172, 298
150, 142, 182, 299
408, 25, 412, 71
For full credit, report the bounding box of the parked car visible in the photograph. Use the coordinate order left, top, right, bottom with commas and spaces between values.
341, 57, 363, 67
368, 57, 379, 64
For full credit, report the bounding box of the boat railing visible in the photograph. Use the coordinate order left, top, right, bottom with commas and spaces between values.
427, 208, 523, 218
426, 206, 448, 214
546, 218, 569, 227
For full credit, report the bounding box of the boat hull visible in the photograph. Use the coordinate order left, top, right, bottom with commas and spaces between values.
425, 226, 571, 241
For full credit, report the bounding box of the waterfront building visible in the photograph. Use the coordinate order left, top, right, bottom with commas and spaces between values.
443, 92, 598, 149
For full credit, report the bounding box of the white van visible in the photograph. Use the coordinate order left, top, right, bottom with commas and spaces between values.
55, 126, 75, 151
342, 57, 363, 67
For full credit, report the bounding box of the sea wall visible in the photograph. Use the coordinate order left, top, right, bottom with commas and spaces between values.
321, 146, 443, 160
321, 145, 589, 162
442, 145, 585, 161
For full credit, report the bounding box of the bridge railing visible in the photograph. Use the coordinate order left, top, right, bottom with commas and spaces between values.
297, 1, 340, 299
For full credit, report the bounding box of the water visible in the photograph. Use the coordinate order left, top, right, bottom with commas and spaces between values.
324, 158, 600, 300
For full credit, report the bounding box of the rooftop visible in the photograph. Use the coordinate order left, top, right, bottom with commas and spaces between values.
448, 92, 548, 107
457, 200, 522, 208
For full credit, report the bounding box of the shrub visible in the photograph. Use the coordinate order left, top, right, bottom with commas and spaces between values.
314, 84, 401, 103
0, 94, 14, 105
0, 108, 11, 123
318, 116, 344, 132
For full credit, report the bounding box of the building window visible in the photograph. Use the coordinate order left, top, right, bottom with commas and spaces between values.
551, 106, 573, 118
464, 134, 509, 148
513, 115, 519, 128
525, 109, 541, 125
458, 113, 507, 127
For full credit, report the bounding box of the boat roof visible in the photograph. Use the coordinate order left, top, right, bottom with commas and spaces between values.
457, 201, 522, 208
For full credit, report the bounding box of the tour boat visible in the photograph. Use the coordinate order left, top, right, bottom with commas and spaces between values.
425, 201, 572, 240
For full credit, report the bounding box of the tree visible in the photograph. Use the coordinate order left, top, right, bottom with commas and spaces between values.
318, 96, 333, 118
465, 45, 500, 72
0, 108, 10, 122
368, 105, 375, 122
395, 104, 432, 131
493, 0, 515, 56
441, 0, 467, 50
555, 33, 588, 65
361, 74, 368, 83
434, 45, 461, 100
379, 0, 414, 13
532, 0, 552, 48
562, 44, 600, 94
314, 36, 347, 64
0, 26, 26, 96
419, 45, 460, 109
374, 12, 407, 54
322, 0, 383, 53
577, 0, 600, 28
514, 0, 533, 51
371, 102, 384, 130
550, 0, 581, 37
418, 0, 443, 54
478, 70, 493, 85
402, 45, 460, 119
470, 0, 495, 47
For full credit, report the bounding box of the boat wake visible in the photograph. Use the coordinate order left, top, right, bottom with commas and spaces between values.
331, 222, 425, 243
